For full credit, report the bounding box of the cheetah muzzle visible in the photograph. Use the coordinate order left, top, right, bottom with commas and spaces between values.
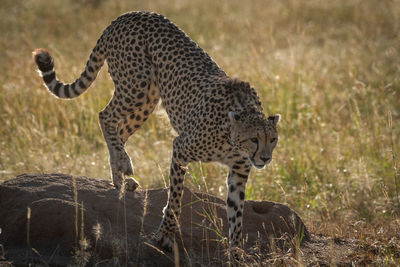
32, 11, 280, 255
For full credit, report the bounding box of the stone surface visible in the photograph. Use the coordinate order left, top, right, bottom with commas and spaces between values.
0, 173, 309, 266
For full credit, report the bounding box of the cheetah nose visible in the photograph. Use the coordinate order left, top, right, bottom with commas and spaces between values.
260, 156, 271, 163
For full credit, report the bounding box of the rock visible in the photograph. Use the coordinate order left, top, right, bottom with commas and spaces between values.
0, 173, 309, 266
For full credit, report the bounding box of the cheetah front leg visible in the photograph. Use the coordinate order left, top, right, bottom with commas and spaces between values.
155, 137, 187, 251
226, 159, 250, 259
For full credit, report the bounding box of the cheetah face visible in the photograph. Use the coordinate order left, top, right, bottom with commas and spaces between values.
229, 112, 280, 169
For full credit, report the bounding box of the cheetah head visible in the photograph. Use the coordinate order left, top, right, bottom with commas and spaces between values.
228, 111, 280, 169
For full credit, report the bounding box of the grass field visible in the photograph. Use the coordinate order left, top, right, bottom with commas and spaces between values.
1, 0, 399, 264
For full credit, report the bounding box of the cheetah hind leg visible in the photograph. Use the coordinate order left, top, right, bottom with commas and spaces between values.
115, 83, 160, 191
98, 99, 138, 192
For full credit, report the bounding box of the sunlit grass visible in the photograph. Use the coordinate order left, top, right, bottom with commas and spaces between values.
0, 0, 399, 263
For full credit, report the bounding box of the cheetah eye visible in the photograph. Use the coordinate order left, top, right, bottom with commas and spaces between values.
250, 138, 258, 144
270, 138, 277, 143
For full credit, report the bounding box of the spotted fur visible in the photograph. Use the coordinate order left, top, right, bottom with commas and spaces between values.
32, 11, 280, 253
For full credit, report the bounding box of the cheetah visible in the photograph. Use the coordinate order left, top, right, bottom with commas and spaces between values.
32, 11, 280, 253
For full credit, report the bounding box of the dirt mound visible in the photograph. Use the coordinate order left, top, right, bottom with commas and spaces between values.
0, 173, 355, 266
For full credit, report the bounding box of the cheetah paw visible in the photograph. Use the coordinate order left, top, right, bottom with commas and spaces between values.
125, 177, 139, 192
153, 231, 174, 252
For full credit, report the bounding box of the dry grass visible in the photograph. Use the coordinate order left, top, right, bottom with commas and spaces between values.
0, 0, 399, 264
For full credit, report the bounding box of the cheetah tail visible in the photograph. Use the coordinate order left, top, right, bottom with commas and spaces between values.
32, 42, 105, 99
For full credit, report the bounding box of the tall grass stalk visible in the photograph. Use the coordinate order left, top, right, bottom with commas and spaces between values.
26, 207, 31, 249
388, 110, 400, 211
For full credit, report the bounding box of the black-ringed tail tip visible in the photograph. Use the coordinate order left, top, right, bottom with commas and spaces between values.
32, 48, 54, 73
32, 47, 103, 99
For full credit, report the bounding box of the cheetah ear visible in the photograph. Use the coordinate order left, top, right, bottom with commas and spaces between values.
228, 111, 240, 126
268, 114, 281, 126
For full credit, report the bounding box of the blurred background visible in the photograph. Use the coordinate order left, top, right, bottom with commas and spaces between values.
0, 0, 399, 255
